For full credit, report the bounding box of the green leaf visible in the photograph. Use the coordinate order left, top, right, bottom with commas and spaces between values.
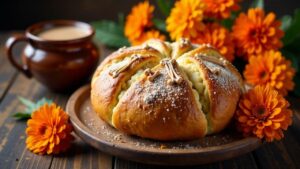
156, 0, 174, 16
250, 0, 264, 9
281, 48, 300, 96
292, 74, 300, 97
221, 10, 240, 30
91, 21, 130, 48
153, 18, 167, 33
13, 113, 31, 120
221, 19, 234, 30
283, 9, 300, 46
281, 49, 299, 71
284, 36, 300, 54
280, 15, 292, 32
118, 13, 125, 27
14, 97, 53, 120
18, 97, 35, 109
30, 98, 53, 113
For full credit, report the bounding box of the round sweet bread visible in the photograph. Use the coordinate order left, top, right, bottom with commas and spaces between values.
91, 39, 244, 141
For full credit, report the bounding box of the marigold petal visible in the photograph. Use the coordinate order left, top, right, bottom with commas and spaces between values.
264, 127, 275, 138
233, 8, 284, 60
203, 0, 240, 19
191, 23, 235, 61
166, 0, 205, 40
263, 120, 272, 126
274, 130, 283, 140
235, 85, 293, 142
264, 13, 276, 25
272, 123, 281, 129
25, 103, 73, 155
242, 99, 252, 109
269, 108, 282, 118
254, 129, 264, 139
244, 50, 295, 96
124, 1, 155, 42
238, 116, 248, 123
256, 123, 265, 129
242, 108, 252, 116
247, 120, 256, 126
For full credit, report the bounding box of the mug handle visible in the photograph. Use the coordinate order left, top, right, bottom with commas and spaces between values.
5, 34, 32, 78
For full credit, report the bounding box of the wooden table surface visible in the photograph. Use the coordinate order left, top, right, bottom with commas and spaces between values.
0, 32, 299, 169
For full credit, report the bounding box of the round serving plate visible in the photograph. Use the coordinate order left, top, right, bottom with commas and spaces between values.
66, 85, 262, 166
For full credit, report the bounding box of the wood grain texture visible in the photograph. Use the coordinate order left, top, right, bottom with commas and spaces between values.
0, 33, 18, 101
0, 74, 113, 169
0, 74, 53, 169
114, 153, 258, 169
253, 142, 297, 169
50, 135, 113, 169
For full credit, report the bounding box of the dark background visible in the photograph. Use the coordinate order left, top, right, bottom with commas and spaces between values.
0, 0, 299, 30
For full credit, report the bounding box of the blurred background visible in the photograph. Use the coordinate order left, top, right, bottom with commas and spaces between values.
0, 0, 299, 30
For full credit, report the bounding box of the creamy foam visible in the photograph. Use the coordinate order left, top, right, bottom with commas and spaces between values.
38, 26, 90, 40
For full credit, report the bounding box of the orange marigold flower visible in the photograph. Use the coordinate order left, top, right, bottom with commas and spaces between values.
130, 30, 166, 46
125, 1, 154, 41
192, 23, 235, 62
26, 103, 74, 155
244, 50, 295, 96
236, 85, 293, 142
203, 0, 240, 19
232, 8, 284, 60
166, 0, 206, 40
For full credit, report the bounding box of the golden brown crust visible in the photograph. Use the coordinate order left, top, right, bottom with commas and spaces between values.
143, 39, 171, 58
112, 60, 207, 140
171, 38, 193, 59
91, 39, 244, 140
181, 45, 244, 133
91, 48, 162, 124
190, 56, 242, 133
91, 47, 163, 86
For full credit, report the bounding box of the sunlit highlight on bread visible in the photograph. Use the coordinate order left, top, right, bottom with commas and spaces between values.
91, 38, 244, 140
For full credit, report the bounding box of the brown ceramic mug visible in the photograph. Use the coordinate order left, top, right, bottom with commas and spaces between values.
5, 20, 100, 92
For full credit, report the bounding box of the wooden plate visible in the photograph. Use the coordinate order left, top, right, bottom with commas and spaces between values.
66, 85, 262, 166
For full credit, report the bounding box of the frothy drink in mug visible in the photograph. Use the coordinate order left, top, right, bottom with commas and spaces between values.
38, 26, 91, 40
5, 20, 100, 91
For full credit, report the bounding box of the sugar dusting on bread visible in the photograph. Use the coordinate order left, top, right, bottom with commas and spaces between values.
138, 69, 187, 113
91, 39, 244, 140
